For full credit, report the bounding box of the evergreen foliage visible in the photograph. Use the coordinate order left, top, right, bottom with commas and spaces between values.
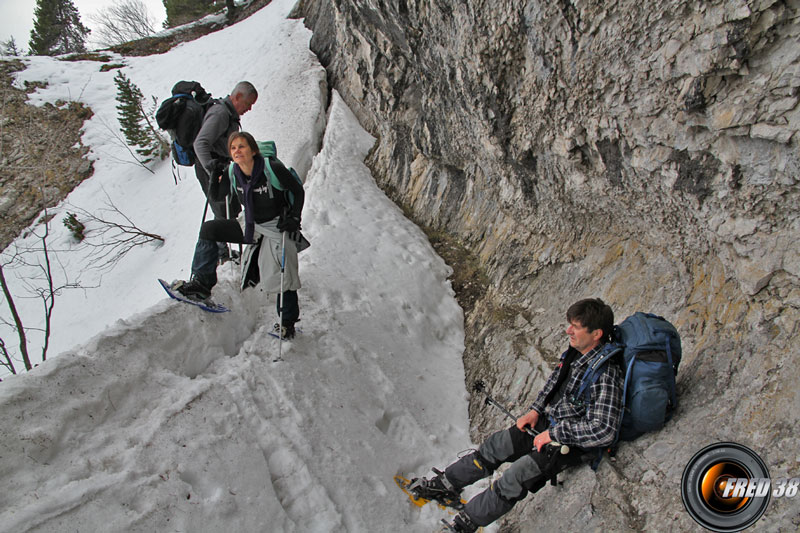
2, 37, 22, 57
28, 0, 90, 56
62, 212, 85, 242
162, 0, 216, 28
114, 71, 168, 164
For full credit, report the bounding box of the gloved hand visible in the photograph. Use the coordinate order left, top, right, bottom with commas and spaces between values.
210, 159, 228, 180
277, 214, 301, 233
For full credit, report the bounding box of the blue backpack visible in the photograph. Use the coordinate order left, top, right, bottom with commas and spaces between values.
155, 81, 214, 166
577, 312, 682, 449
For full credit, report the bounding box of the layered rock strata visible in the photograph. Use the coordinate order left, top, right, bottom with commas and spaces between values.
301, 1, 799, 529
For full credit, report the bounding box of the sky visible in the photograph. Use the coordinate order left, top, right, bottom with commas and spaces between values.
0, 0, 167, 52
0, 0, 485, 530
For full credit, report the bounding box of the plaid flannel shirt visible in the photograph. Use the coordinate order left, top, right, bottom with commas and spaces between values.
530, 344, 623, 449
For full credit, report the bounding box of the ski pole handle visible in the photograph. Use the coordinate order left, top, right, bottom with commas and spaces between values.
527, 425, 570, 455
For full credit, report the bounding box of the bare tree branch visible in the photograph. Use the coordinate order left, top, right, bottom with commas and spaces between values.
0, 336, 15, 376
37, 213, 54, 363
0, 263, 30, 371
64, 190, 164, 273
137, 94, 169, 160
0, 84, 91, 373
89, 0, 156, 48
96, 115, 156, 173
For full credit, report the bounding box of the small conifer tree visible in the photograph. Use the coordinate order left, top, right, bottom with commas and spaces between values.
29, 0, 90, 56
2, 37, 22, 57
114, 71, 168, 164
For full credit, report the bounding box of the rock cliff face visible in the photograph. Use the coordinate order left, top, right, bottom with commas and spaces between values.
300, 0, 799, 529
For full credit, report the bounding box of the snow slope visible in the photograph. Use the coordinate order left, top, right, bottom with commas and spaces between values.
0, 1, 477, 531
2, 0, 326, 364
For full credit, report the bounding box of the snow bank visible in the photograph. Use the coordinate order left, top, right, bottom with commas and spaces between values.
0, 1, 476, 530
3, 0, 326, 363
0, 90, 474, 533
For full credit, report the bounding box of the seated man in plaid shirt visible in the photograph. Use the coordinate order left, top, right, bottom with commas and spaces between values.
411, 298, 624, 533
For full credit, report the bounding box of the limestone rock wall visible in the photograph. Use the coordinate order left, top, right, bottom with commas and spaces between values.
301, 0, 799, 529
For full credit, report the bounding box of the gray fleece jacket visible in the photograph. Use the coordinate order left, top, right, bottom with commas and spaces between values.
193, 96, 241, 175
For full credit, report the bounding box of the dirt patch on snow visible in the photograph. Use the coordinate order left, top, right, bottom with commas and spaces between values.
0, 60, 94, 251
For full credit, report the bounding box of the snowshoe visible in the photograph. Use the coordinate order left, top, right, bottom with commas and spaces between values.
158, 279, 229, 313
172, 278, 211, 301
407, 468, 463, 509
271, 322, 296, 340
395, 470, 465, 511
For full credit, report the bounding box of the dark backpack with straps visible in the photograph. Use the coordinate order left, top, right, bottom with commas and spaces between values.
615, 312, 681, 440
156, 81, 214, 166
576, 312, 682, 454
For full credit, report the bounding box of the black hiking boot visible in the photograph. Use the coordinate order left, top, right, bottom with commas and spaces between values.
273, 322, 296, 340
173, 279, 211, 301
441, 512, 479, 533
407, 468, 463, 510
219, 248, 240, 266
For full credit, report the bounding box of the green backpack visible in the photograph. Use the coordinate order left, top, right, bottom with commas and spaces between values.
228, 140, 303, 205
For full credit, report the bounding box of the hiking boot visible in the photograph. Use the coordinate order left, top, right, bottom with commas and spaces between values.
442, 512, 479, 533
173, 279, 211, 301
273, 322, 296, 339
408, 468, 463, 509
219, 248, 240, 266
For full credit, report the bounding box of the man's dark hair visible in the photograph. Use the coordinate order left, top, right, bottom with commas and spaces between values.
566, 298, 614, 342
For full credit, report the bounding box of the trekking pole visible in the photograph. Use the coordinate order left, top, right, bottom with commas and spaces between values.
277, 231, 287, 361
238, 240, 244, 278
473, 380, 519, 421
202, 172, 214, 225
472, 381, 570, 455
225, 196, 233, 276
201, 196, 211, 226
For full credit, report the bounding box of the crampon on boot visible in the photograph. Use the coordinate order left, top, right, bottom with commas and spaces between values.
440, 511, 479, 533
407, 468, 463, 510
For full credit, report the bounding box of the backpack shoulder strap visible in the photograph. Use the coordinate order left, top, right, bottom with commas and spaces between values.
227, 163, 237, 195
264, 156, 281, 191
254, 140, 281, 196
541, 348, 578, 408
575, 343, 623, 405
575, 342, 624, 471
265, 155, 301, 205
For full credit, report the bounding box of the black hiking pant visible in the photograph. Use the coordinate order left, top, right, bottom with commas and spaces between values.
191, 219, 244, 288
276, 290, 299, 325
195, 162, 242, 266
443, 421, 585, 527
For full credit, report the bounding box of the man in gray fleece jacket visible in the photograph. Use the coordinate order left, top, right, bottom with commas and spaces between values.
193, 81, 259, 222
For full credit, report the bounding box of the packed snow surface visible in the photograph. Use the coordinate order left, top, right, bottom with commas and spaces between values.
0, 1, 478, 531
